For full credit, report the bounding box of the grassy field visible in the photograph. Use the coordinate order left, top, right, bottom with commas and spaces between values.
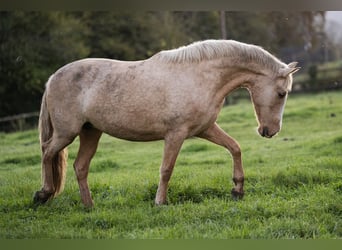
0, 91, 341, 239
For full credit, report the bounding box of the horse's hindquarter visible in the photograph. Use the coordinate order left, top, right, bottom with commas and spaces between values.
49, 58, 220, 141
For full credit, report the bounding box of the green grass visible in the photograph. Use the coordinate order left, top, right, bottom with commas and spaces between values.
0, 91, 341, 239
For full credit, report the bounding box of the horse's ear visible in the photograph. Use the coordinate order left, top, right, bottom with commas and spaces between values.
288, 67, 301, 75
288, 62, 298, 68
279, 62, 301, 77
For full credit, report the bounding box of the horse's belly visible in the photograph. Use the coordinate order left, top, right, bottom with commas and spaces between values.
92, 117, 168, 142
105, 128, 165, 142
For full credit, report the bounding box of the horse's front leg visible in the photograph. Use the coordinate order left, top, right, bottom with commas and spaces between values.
198, 123, 244, 199
155, 132, 185, 205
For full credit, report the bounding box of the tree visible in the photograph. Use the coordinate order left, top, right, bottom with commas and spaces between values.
261, 11, 326, 64
77, 11, 189, 60
0, 11, 89, 116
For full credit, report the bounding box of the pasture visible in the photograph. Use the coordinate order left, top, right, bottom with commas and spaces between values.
0, 91, 341, 239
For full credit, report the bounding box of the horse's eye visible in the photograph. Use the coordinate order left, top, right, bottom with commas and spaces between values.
278, 92, 287, 98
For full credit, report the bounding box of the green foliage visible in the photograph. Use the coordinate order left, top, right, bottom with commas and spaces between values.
0, 12, 89, 116
0, 11, 328, 117
0, 92, 341, 239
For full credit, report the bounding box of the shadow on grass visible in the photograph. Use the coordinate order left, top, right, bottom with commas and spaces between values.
141, 183, 233, 204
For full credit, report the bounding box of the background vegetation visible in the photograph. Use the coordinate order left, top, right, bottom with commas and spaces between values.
0, 92, 341, 239
1, 11, 340, 118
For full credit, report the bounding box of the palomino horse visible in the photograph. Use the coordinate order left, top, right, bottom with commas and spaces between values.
33, 40, 299, 207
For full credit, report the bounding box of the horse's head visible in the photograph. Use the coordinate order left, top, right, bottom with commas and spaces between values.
248, 62, 300, 138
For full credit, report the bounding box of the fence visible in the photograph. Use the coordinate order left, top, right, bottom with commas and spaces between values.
0, 112, 39, 132
293, 65, 342, 92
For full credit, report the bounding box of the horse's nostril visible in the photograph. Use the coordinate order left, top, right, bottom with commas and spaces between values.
262, 127, 269, 137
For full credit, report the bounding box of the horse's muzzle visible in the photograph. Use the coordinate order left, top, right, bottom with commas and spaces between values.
260, 126, 274, 138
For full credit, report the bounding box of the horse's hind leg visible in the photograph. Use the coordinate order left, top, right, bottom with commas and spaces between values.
73, 127, 102, 207
198, 123, 244, 199
34, 134, 75, 204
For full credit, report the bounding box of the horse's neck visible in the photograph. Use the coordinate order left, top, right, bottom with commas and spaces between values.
208, 58, 264, 100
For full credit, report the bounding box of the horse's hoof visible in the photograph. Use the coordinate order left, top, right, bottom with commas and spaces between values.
231, 188, 244, 200
33, 190, 53, 205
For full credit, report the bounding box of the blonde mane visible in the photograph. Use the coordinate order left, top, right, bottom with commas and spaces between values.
154, 39, 285, 72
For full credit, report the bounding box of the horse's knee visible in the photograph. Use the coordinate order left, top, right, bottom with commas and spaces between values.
223, 137, 241, 157
227, 144, 241, 159
232, 147, 241, 158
